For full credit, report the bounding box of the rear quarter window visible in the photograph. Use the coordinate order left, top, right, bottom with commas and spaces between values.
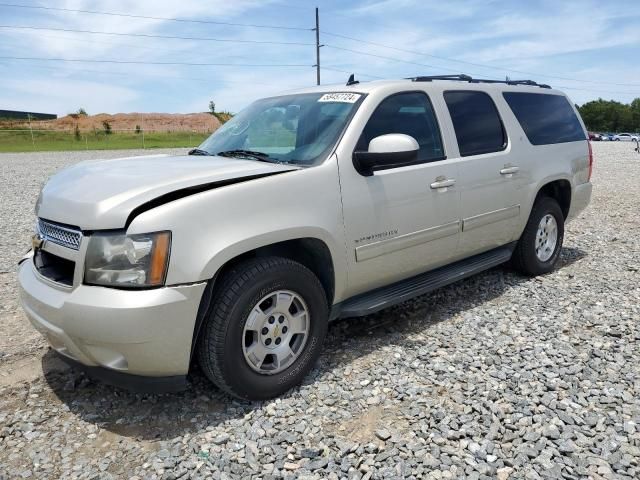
502, 92, 586, 145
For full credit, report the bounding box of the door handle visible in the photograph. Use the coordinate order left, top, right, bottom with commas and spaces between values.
500, 166, 520, 175
430, 177, 456, 190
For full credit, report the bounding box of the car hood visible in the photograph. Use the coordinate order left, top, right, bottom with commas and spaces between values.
36, 154, 298, 230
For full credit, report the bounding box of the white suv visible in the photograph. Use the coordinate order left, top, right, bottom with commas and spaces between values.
613, 132, 639, 142
19, 75, 593, 399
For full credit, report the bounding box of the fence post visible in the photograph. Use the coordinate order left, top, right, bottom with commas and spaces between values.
27, 114, 35, 150
141, 113, 145, 149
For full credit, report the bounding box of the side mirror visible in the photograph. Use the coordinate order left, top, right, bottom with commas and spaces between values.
352, 134, 419, 176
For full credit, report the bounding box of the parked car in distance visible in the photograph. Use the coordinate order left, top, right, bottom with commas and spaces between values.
588, 132, 601, 141
599, 133, 612, 141
18, 74, 593, 400
613, 132, 639, 141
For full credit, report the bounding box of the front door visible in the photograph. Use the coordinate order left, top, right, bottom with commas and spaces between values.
338, 91, 461, 298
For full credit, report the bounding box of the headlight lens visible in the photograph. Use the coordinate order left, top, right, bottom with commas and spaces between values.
84, 231, 171, 288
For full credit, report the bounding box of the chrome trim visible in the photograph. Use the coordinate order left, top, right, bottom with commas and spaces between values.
355, 220, 461, 262
37, 219, 82, 250
462, 205, 520, 232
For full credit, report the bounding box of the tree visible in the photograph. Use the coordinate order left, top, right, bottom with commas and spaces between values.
102, 120, 112, 135
77, 108, 88, 116
74, 124, 81, 141
135, 124, 142, 134
208, 101, 216, 115
578, 98, 640, 132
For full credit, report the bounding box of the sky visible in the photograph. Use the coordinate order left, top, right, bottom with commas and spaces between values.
0, 0, 639, 116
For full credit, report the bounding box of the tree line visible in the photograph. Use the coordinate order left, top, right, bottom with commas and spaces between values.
578, 98, 640, 133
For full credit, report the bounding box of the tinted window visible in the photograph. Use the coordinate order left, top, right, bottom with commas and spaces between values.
444, 91, 506, 156
356, 92, 445, 162
503, 92, 585, 145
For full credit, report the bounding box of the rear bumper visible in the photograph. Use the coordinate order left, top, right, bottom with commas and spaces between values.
567, 182, 592, 222
18, 260, 206, 379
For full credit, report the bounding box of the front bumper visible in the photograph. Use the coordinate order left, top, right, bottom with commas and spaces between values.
18, 259, 207, 382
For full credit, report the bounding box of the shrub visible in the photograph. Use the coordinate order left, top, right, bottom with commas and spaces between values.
135, 125, 142, 134
102, 120, 112, 135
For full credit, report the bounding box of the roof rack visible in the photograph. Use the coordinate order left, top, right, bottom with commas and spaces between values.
409, 74, 551, 89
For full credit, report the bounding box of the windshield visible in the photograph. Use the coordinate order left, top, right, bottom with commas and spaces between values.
197, 92, 364, 166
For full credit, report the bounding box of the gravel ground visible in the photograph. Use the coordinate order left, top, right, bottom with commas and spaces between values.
0, 143, 638, 480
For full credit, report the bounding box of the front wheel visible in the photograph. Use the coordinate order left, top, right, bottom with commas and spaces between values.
512, 196, 565, 276
197, 257, 328, 400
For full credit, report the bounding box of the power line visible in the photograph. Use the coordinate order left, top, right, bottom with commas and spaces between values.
0, 3, 313, 31
0, 56, 312, 67
0, 25, 314, 46
324, 44, 453, 73
0, 30, 174, 52
321, 30, 640, 88
2, 61, 310, 88
320, 66, 384, 80
556, 85, 640, 96
321, 66, 639, 96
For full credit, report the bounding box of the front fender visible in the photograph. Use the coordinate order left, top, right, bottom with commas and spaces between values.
127, 160, 348, 303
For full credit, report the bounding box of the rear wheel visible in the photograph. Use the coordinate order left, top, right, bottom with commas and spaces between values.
512, 196, 564, 276
197, 257, 328, 400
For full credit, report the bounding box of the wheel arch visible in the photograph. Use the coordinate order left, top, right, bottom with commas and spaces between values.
189, 236, 337, 362
535, 178, 572, 219
211, 237, 336, 305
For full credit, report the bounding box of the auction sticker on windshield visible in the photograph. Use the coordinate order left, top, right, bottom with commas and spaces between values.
318, 93, 362, 103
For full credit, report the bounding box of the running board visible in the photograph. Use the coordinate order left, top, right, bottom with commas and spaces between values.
332, 245, 514, 319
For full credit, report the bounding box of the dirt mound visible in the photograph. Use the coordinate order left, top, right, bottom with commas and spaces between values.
2, 112, 221, 133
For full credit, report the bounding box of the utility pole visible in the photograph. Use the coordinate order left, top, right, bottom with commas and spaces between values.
314, 7, 321, 85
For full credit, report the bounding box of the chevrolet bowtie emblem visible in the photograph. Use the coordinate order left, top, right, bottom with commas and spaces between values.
31, 233, 45, 251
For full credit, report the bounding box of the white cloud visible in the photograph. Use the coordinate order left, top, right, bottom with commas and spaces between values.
1, 0, 637, 114
0, 77, 139, 114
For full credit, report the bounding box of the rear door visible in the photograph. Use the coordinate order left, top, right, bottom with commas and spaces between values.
337, 91, 461, 297
442, 90, 523, 256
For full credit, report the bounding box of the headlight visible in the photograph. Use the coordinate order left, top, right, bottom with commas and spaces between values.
84, 231, 171, 288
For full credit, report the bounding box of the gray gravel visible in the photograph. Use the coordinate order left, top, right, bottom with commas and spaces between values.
1, 143, 639, 479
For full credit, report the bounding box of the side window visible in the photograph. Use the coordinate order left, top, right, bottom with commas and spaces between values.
356, 92, 445, 162
443, 91, 506, 157
502, 92, 586, 145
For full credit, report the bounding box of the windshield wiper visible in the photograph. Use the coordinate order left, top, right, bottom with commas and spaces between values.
217, 149, 274, 163
188, 148, 213, 156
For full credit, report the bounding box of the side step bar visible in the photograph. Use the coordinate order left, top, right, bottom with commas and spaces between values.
332, 245, 514, 319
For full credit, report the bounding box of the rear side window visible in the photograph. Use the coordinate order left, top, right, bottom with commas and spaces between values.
356, 92, 445, 162
503, 92, 585, 145
444, 91, 506, 157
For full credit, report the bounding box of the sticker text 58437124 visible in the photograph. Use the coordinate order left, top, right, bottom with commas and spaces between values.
318, 93, 362, 103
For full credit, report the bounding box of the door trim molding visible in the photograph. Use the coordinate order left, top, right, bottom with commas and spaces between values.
355, 220, 460, 262
462, 205, 520, 232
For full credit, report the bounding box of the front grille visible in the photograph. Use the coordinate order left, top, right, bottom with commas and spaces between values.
38, 219, 82, 250
34, 249, 75, 286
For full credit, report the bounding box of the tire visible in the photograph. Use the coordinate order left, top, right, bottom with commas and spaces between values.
512, 196, 564, 276
197, 256, 328, 400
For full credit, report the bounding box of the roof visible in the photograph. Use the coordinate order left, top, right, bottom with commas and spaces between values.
281, 76, 563, 97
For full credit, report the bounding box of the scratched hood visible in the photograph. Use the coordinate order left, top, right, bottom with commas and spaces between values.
36, 154, 297, 230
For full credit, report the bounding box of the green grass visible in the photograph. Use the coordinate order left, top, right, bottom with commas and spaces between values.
0, 130, 211, 153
